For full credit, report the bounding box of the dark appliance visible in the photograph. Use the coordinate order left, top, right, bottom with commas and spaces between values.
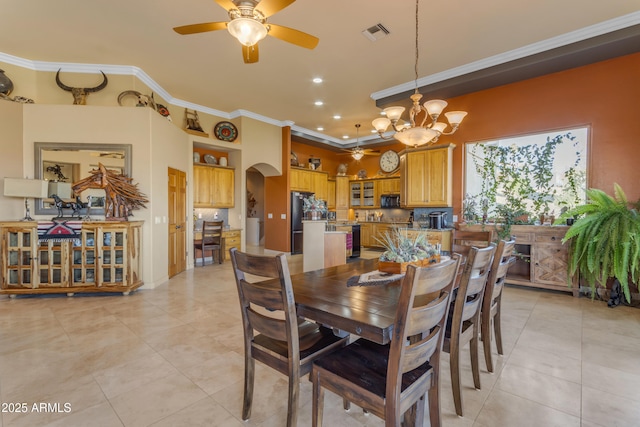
429, 211, 448, 229
291, 191, 314, 254
350, 224, 361, 258
380, 194, 400, 208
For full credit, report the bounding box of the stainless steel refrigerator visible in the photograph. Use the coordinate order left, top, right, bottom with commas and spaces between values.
291, 191, 313, 254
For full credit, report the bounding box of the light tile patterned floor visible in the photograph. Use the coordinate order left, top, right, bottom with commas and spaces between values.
0, 247, 639, 426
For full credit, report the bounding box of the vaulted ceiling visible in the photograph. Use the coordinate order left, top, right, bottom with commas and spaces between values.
1, 1, 639, 148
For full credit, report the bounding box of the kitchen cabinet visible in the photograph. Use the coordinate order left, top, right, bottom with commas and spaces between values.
360, 223, 373, 247
401, 143, 455, 207
377, 177, 400, 195
327, 179, 336, 209
290, 168, 328, 201
349, 180, 377, 208
459, 224, 578, 296
1, 221, 143, 296
312, 171, 328, 201
193, 164, 235, 208
223, 229, 242, 261
335, 176, 350, 210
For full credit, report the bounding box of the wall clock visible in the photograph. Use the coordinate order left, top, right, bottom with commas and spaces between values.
214, 121, 238, 142
379, 150, 400, 173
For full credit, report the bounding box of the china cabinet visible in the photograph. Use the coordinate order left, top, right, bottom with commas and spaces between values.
1, 221, 143, 296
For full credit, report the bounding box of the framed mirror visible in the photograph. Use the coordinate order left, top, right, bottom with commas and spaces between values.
34, 142, 132, 216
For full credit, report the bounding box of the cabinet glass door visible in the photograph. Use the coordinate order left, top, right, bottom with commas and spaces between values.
72, 229, 96, 285
100, 230, 126, 285
350, 183, 362, 207
363, 182, 375, 207
5, 229, 34, 289
37, 241, 66, 287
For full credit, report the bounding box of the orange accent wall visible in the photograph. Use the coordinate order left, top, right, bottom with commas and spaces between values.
444, 52, 640, 217
264, 127, 292, 252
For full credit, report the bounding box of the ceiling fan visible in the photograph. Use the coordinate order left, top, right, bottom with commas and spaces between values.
339, 124, 380, 160
173, 0, 319, 63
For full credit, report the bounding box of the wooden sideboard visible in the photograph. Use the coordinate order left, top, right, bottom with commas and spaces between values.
459, 224, 578, 296
0, 221, 143, 296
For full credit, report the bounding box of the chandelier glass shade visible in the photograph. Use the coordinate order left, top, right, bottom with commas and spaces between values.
372, 0, 467, 147
351, 123, 365, 160
227, 18, 268, 46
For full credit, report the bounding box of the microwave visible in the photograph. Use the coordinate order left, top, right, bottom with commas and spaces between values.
380, 194, 400, 208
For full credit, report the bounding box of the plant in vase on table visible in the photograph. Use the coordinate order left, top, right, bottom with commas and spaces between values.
302, 195, 327, 220
376, 229, 441, 274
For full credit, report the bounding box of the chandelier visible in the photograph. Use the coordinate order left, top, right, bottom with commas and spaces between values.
372, 0, 467, 147
352, 124, 364, 160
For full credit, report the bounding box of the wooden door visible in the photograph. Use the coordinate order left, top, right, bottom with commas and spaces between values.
168, 167, 187, 277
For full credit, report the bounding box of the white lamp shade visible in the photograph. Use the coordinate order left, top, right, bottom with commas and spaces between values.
445, 111, 468, 126
372, 117, 391, 132
394, 127, 439, 146
383, 106, 405, 121
227, 18, 268, 46
431, 122, 448, 133
48, 181, 72, 199
351, 150, 364, 161
424, 99, 448, 117
3, 178, 48, 198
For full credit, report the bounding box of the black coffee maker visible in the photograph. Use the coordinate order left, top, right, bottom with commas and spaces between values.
429, 211, 448, 229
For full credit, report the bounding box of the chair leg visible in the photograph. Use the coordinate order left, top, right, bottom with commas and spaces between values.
450, 339, 463, 417
470, 323, 481, 390
312, 369, 324, 427
428, 382, 441, 427
482, 314, 494, 373
242, 357, 255, 420
494, 302, 503, 355
286, 368, 300, 427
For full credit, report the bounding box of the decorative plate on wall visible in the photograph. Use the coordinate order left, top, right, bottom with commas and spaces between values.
214, 121, 238, 142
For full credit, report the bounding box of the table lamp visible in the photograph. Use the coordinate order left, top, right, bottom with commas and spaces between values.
3, 177, 49, 221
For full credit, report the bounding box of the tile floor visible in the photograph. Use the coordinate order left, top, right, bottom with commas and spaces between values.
1, 247, 639, 426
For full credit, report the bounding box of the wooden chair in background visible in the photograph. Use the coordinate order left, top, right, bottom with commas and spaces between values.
229, 248, 348, 427
451, 229, 492, 257
443, 245, 496, 417
194, 220, 224, 266
311, 258, 460, 427
481, 238, 516, 373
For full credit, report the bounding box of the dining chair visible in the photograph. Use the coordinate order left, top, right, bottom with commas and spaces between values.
481, 238, 516, 373
194, 220, 224, 266
229, 248, 349, 427
451, 229, 492, 257
443, 244, 496, 417
311, 257, 460, 427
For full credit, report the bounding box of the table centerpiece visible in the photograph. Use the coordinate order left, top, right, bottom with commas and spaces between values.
302, 194, 327, 220
377, 229, 441, 274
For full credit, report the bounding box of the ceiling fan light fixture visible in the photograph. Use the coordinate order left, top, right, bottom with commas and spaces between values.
352, 149, 365, 161
227, 18, 268, 46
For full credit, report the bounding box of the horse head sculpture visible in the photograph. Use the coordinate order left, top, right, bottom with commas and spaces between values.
56, 69, 108, 105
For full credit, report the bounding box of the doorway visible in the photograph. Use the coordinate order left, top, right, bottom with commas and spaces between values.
246, 168, 265, 247
168, 167, 187, 277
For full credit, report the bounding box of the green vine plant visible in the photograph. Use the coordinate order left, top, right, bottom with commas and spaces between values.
558, 184, 640, 302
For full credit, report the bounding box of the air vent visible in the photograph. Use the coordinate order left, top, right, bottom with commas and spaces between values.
361, 23, 390, 42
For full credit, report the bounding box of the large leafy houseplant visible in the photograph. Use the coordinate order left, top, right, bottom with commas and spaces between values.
558, 184, 640, 302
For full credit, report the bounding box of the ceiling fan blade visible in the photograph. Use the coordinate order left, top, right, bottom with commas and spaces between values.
255, 0, 296, 18
173, 22, 227, 35
242, 44, 259, 63
268, 23, 319, 49
214, 0, 238, 12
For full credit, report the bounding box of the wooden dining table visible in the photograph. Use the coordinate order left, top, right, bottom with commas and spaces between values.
290, 258, 402, 345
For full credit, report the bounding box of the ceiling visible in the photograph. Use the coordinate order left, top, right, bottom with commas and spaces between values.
1, 1, 639, 149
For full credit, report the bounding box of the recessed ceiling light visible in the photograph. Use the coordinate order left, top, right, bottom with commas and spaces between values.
380, 111, 387, 116
371, 129, 377, 133
312, 77, 323, 83
333, 115, 341, 119
314, 101, 324, 106
317, 127, 324, 131
343, 135, 349, 139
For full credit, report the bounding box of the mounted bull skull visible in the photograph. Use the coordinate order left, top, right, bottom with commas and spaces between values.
55, 69, 108, 105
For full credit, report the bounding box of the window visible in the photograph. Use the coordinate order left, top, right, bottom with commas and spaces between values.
464, 127, 588, 221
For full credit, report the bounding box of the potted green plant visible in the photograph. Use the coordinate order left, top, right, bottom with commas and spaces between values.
376, 229, 440, 274
557, 184, 640, 303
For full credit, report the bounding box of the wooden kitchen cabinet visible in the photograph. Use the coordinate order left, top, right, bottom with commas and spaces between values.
327, 179, 336, 209
360, 223, 373, 247
401, 144, 454, 207
312, 171, 328, 201
377, 177, 400, 195
335, 176, 350, 209
223, 229, 242, 261
349, 180, 378, 208
193, 164, 235, 208
290, 168, 312, 192
1, 221, 143, 296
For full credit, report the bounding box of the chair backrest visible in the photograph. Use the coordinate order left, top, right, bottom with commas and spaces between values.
452, 245, 496, 326
202, 220, 223, 245
452, 230, 492, 256
483, 239, 516, 310
387, 257, 461, 399
229, 248, 300, 361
